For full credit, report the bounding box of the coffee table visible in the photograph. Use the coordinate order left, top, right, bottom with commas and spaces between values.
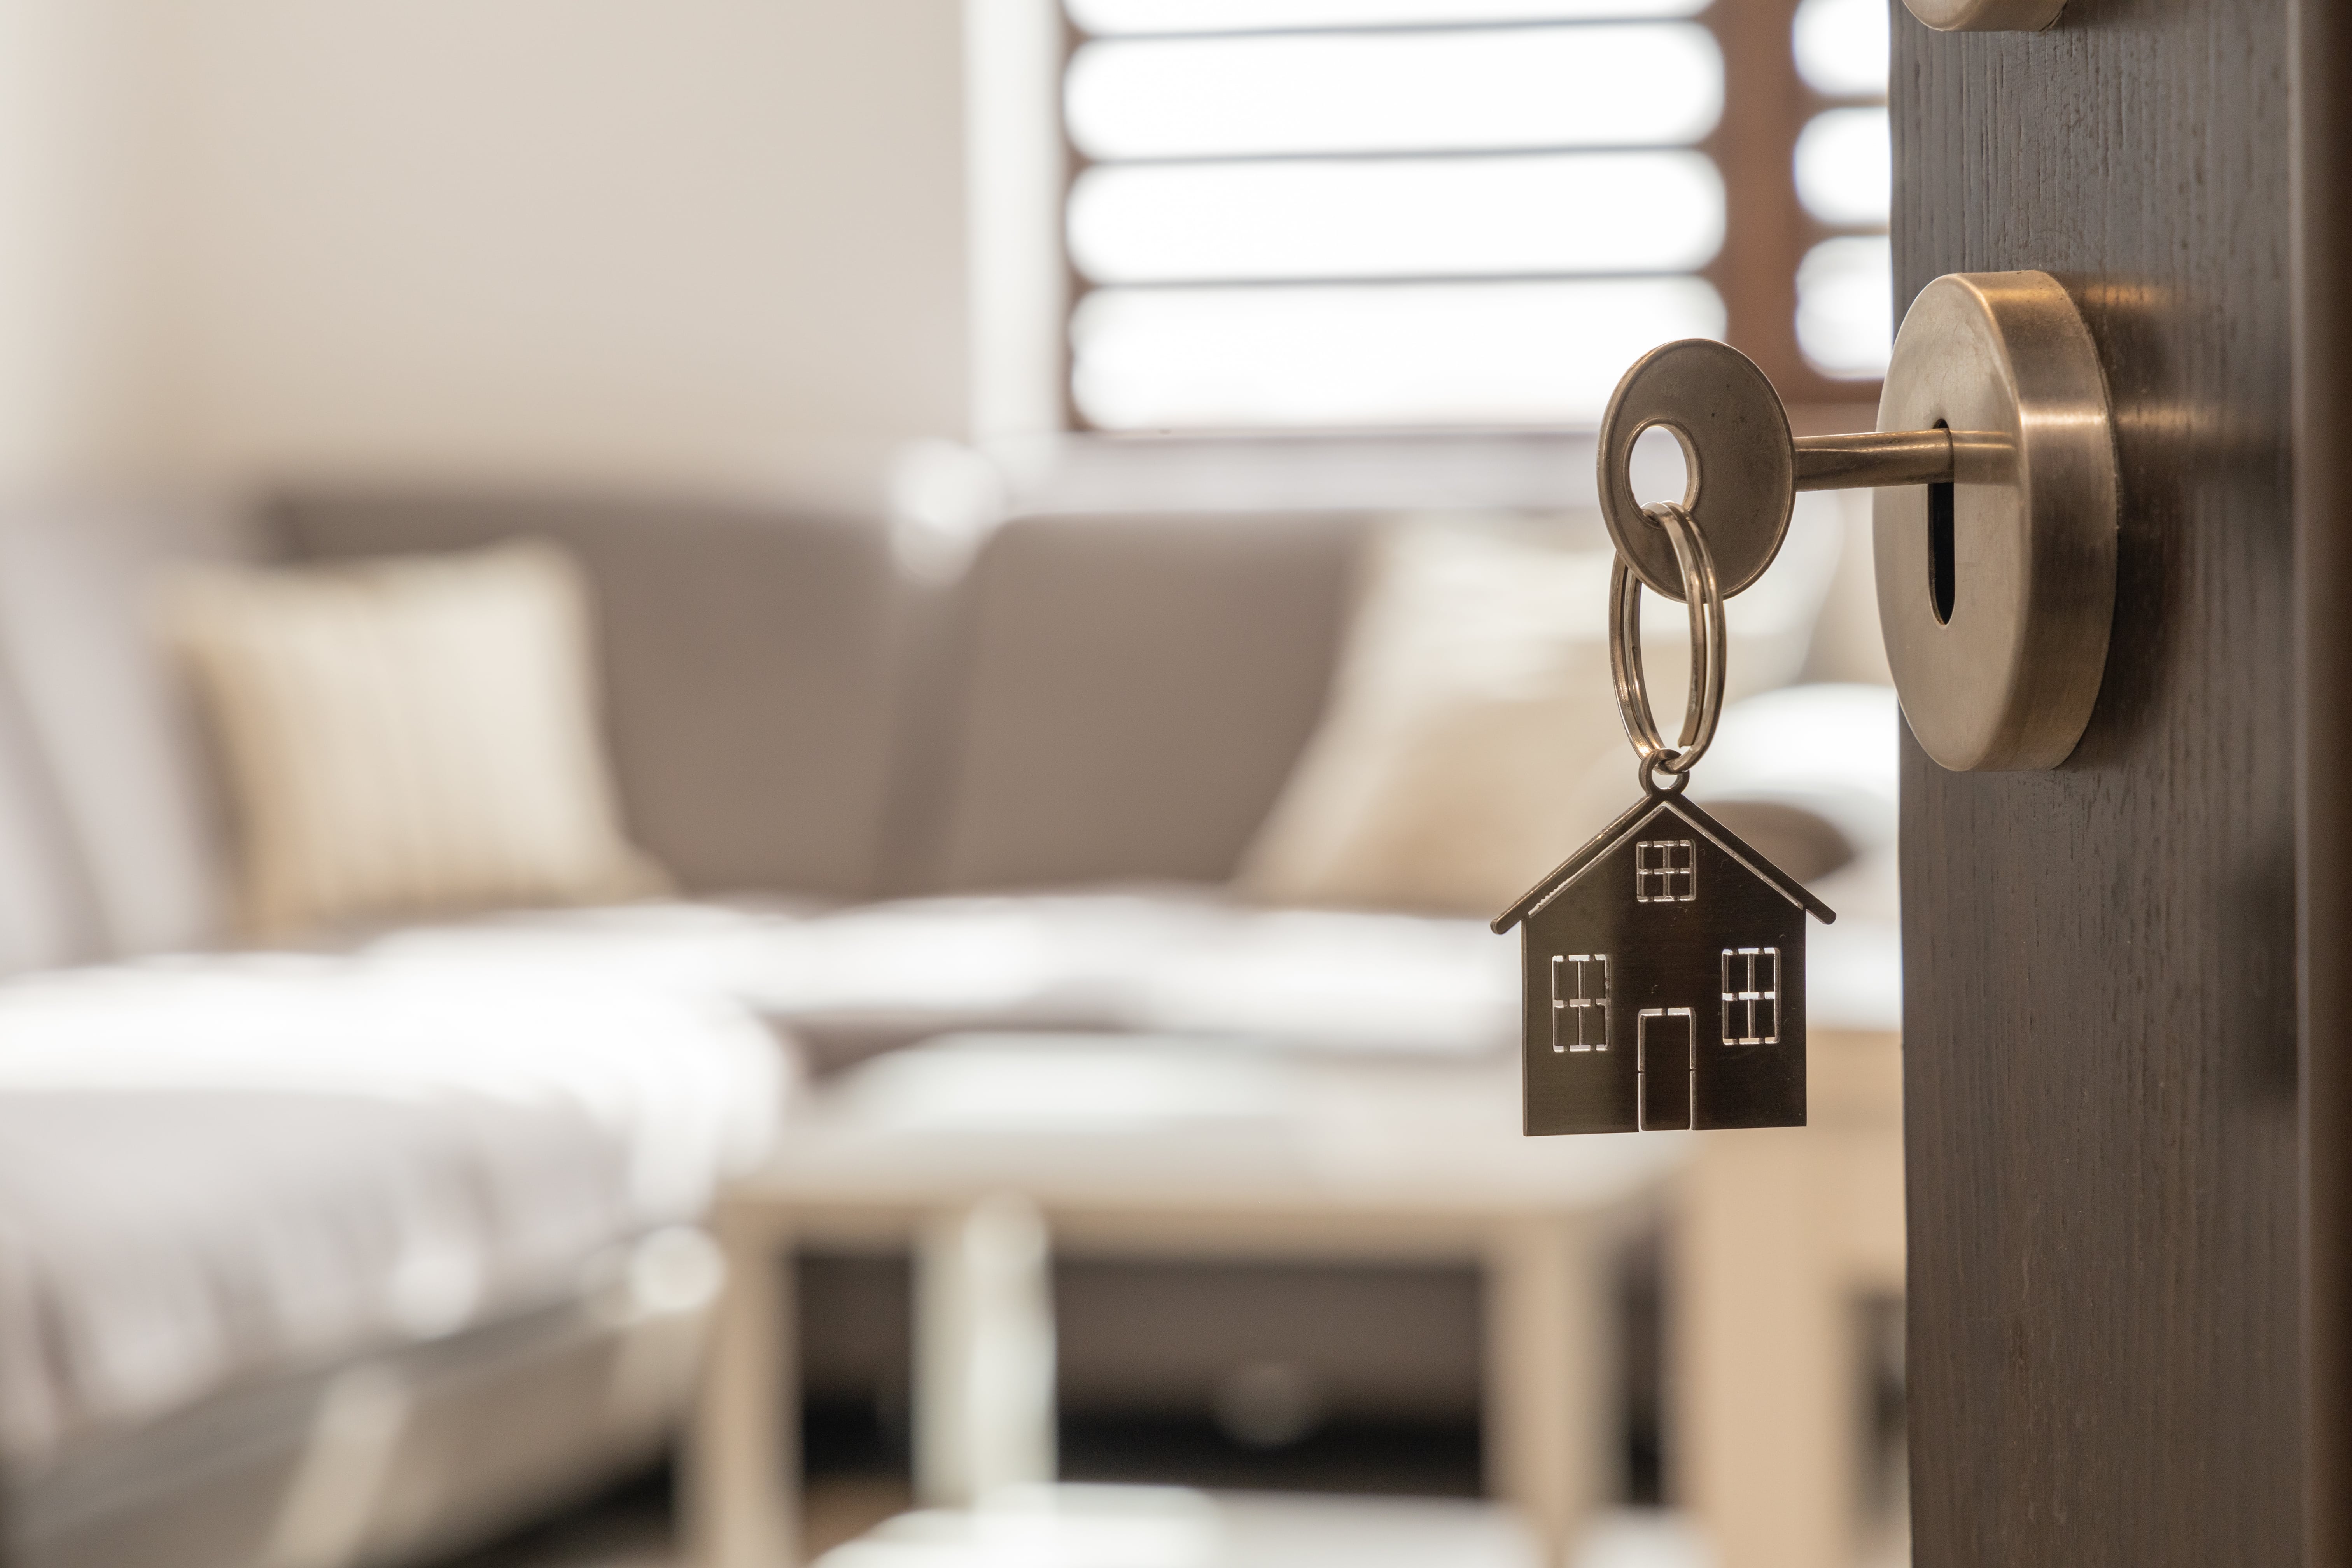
684, 1033, 1688, 1568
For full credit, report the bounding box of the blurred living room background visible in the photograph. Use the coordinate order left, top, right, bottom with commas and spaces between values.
0, 4, 1904, 1568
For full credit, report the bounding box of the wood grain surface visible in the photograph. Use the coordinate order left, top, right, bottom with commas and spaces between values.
1894, 4, 2301, 1566
2293, 0, 2352, 1560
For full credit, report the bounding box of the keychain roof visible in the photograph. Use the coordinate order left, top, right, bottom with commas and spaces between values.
1490, 789, 1836, 936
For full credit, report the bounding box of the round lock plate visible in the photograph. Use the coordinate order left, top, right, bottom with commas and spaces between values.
1874, 271, 2117, 772
1597, 338, 1794, 603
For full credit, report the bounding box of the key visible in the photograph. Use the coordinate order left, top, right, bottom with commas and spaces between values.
1591, 335, 1988, 606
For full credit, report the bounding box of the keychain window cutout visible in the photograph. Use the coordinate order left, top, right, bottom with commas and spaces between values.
1720, 947, 1780, 1045
1634, 839, 1697, 902
1551, 953, 1610, 1053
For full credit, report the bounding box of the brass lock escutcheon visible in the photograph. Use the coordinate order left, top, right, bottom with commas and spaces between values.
1597, 270, 2118, 773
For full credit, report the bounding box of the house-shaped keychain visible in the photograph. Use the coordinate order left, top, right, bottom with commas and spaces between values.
1493, 791, 1836, 1135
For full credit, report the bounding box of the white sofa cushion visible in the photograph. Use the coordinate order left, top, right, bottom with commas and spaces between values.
368, 888, 1520, 1070
0, 946, 785, 1468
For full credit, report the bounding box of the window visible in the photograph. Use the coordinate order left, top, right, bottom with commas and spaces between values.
1060, 0, 1889, 431
1552, 952, 1610, 1052
1788, 0, 1892, 379
1721, 945, 1781, 1045
1634, 839, 1697, 903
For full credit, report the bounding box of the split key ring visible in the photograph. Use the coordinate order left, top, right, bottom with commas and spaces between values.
1610, 499, 1725, 782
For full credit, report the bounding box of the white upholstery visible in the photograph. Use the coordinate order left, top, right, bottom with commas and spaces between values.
0, 940, 786, 1470
0, 499, 249, 958
0, 667, 97, 976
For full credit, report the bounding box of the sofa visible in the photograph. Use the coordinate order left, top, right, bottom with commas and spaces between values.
0, 483, 1898, 1568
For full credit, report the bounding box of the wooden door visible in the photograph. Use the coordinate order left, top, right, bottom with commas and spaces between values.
1895, 3, 2345, 1565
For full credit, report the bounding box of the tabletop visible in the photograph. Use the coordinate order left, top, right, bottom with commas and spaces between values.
725, 1032, 1694, 1234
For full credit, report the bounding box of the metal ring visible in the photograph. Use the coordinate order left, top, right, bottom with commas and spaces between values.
1609, 501, 1727, 777
1638, 752, 1691, 795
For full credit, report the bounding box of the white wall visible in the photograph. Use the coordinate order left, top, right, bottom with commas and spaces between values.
0, 0, 1059, 504
164, 0, 982, 500
0, 0, 167, 489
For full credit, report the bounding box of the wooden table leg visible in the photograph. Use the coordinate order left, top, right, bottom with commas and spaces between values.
687, 1206, 797, 1568
914, 1194, 1057, 1507
1486, 1213, 1612, 1566
1674, 1129, 1851, 1568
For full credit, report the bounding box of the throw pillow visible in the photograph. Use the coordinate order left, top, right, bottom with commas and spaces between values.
1235, 512, 1835, 917
164, 542, 665, 939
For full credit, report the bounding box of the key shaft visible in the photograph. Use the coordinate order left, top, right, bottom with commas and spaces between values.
1793, 429, 1956, 491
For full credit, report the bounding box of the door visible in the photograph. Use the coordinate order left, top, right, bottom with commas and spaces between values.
1897, 4, 2346, 1566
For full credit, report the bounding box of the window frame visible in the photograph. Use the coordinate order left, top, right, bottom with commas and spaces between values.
1054, 0, 1884, 434
1708, 0, 1886, 407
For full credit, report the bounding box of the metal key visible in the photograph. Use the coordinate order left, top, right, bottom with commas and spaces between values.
1595, 336, 1987, 604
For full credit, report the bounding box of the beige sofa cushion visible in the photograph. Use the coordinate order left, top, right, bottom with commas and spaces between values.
1236, 512, 1838, 917
166, 543, 663, 939
273, 492, 911, 902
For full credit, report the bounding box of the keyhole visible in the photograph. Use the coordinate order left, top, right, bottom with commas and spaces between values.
1927, 420, 1956, 625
